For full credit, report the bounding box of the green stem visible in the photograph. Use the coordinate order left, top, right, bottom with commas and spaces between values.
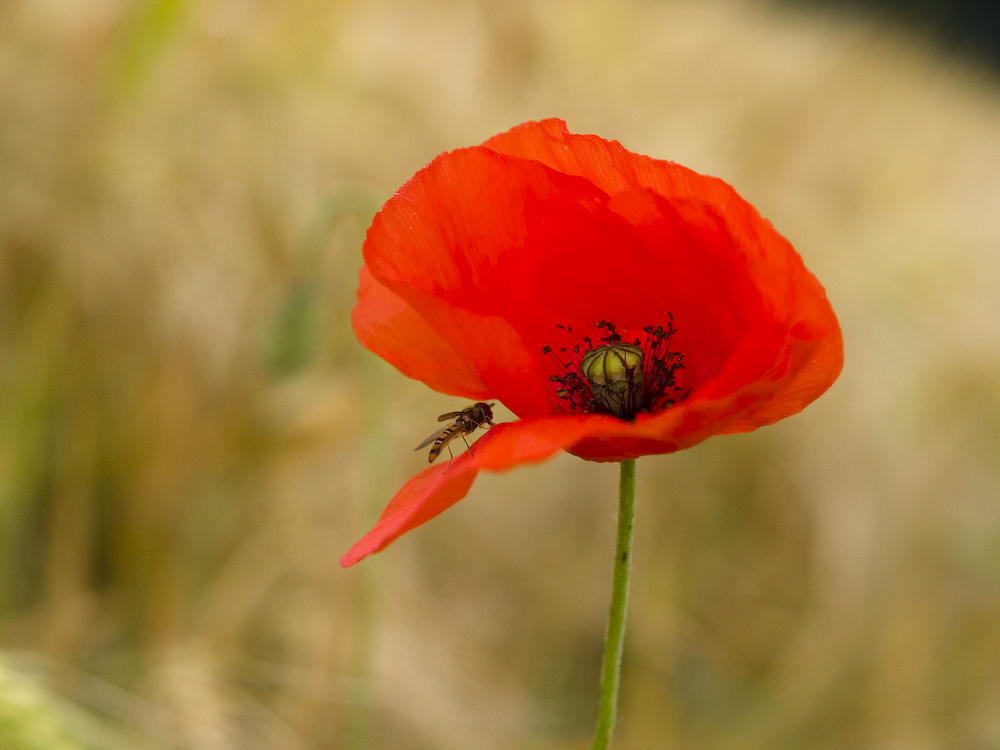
592, 459, 637, 750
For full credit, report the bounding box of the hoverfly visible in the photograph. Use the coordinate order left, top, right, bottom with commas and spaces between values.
415, 402, 495, 465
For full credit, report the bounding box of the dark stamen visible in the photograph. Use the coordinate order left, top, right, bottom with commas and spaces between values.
543, 318, 685, 419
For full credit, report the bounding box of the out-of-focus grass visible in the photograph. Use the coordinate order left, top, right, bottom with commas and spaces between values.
1, 0, 1000, 748
0, 657, 90, 749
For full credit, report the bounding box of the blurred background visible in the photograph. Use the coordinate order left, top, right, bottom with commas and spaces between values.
2, 0, 999, 748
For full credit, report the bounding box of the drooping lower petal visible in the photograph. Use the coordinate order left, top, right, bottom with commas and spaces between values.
340, 414, 626, 566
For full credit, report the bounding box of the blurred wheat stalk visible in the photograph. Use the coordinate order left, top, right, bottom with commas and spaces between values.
0, 657, 88, 750
1, 0, 1000, 748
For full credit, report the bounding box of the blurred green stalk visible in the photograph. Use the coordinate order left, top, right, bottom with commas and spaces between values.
110, 0, 188, 99
0, 659, 88, 750
592, 459, 637, 750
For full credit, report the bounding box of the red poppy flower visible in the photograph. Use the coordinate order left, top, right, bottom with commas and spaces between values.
342, 119, 842, 567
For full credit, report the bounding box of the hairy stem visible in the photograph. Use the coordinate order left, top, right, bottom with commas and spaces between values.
592, 458, 637, 749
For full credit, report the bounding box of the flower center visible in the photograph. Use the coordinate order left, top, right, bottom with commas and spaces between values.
543, 319, 686, 420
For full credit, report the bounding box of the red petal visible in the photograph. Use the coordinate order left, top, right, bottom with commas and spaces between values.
339, 415, 626, 566
717, 309, 843, 433
359, 146, 614, 417
352, 264, 491, 399
483, 119, 740, 209
528, 187, 762, 393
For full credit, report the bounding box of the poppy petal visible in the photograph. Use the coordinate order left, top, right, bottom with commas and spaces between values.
360, 146, 615, 417
717, 308, 843, 432
340, 414, 626, 566
353, 264, 491, 398
482, 118, 740, 209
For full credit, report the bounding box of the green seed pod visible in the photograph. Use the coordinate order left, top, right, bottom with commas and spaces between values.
580, 343, 644, 386
580, 343, 645, 418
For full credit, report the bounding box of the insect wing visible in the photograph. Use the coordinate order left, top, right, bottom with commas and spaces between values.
437, 411, 464, 422
415, 427, 450, 451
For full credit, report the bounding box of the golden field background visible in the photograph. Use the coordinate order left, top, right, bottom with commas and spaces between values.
2, 0, 1000, 748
